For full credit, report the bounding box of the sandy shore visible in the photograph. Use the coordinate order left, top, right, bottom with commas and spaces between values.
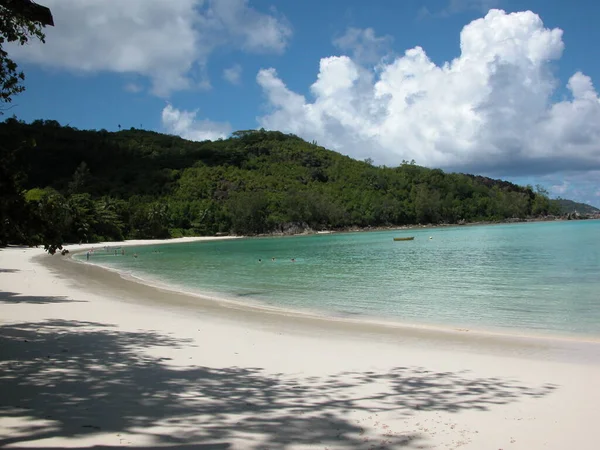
1, 239, 600, 449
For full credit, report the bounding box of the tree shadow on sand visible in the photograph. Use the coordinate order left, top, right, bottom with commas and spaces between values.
0, 318, 558, 449
0, 291, 87, 304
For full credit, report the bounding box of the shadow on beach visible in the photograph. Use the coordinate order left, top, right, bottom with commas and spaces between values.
0, 290, 87, 305
0, 298, 558, 449
0, 446, 230, 450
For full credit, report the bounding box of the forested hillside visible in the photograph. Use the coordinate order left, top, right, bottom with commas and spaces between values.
552, 198, 599, 215
1, 118, 561, 251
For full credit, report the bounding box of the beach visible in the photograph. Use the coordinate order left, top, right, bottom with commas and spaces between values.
1, 239, 600, 449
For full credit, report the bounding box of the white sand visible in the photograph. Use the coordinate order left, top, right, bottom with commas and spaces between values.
1, 240, 600, 449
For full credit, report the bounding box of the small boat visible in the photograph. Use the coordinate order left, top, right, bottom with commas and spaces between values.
393, 237, 414, 241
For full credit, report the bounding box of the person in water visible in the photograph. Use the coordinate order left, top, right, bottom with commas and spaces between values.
258, 258, 262, 263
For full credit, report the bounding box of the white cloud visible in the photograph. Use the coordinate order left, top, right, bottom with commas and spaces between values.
161, 104, 232, 141
333, 27, 393, 66
9, 0, 291, 96
223, 64, 243, 85
124, 82, 143, 93
257, 9, 600, 177
550, 181, 569, 195
542, 171, 600, 206
208, 0, 291, 54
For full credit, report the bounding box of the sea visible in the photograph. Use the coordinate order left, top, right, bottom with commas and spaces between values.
79, 220, 600, 339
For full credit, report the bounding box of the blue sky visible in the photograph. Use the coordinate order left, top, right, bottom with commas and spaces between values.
6, 0, 600, 206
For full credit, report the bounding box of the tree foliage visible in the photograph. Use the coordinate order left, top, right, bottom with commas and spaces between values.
0, 119, 565, 251
0, 0, 50, 106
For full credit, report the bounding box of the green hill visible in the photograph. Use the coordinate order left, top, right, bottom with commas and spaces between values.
0, 118, 562, 251
551, 198, 600, 215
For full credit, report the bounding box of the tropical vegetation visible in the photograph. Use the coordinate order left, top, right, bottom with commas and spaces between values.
1, 119, 567, 253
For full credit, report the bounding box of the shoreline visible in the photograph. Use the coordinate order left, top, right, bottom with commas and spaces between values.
2, 243, 600, 448
30, 216, 600, 253
63, 235, 600, 348
64, 235, 243, 253
67, 251, 600, 347
259, 215, 600, 238
39, 242, 600, 363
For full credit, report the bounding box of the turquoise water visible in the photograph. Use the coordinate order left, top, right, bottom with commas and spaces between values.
80, 220, 600, 338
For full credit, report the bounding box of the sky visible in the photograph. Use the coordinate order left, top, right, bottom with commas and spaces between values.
5, 0, 600, 206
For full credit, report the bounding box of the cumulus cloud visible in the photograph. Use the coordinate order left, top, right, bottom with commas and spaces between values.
333, 27, 393, 66
9, 0, 291, 96
223, 64, 243, 85
257, 9, 600, 178
161, 104, 231, 141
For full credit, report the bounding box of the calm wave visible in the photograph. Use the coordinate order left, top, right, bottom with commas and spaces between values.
81, 220, 600, 338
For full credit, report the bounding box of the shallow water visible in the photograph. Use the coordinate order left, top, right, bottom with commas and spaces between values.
81, 220, 600, 338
